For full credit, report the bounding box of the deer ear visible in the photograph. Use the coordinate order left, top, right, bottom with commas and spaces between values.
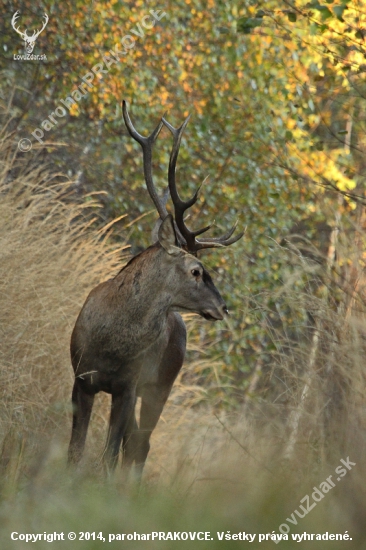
158, 215, 181, 256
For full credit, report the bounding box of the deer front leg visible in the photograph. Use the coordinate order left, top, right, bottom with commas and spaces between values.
134, 385, 171, 480
132, 313, 186, 479
68, 380, 95, 465
104, 388, 136, 472
122, 411, 138, 471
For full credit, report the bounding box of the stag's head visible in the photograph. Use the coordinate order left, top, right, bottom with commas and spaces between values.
122, 101, 244, 321
154, 214, 228, 321
11, 11, 48, 54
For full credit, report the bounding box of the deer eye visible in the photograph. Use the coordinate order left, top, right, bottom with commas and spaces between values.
191, 268, 201, 278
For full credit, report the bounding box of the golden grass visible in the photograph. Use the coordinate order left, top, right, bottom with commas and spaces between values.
0, 133, 366, 548
0, 135, 126, 478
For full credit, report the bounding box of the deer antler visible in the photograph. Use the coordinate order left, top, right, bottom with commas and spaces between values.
11, 11, 48, 41
122, 100, 168, 221
162, 116, 244, 253
34, 13, 49, 39
11, 11, 27, 40
122, 101, 244, 253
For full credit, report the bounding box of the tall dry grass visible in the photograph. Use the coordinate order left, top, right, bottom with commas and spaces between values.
0, 132, 128, 480
0, 129, 366, 548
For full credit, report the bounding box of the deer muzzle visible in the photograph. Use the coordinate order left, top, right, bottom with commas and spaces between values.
201, 303, 229, 321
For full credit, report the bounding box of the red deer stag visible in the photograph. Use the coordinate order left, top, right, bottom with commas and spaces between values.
68, 101, 243, 476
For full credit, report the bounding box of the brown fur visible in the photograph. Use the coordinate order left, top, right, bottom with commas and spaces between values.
68, 217, 227, 475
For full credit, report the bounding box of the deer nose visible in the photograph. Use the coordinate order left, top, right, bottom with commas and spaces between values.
223, 305, 229, 316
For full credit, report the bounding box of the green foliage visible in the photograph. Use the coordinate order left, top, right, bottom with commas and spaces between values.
237, 16, 263, 33
1, 0, 366, 404
2, 7, 366, 546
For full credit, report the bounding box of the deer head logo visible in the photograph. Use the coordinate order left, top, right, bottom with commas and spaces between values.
11, 11, 48, 54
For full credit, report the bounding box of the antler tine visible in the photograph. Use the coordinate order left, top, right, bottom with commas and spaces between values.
195, 226, 246, 251
122, 100, 168, 220
196, 221, 240, 243
192, 222, 215, 237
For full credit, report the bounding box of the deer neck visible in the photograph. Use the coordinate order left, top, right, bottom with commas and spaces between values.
114, 245, 172, 333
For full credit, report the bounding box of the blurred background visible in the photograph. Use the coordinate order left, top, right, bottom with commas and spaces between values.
1, 1, 366, 548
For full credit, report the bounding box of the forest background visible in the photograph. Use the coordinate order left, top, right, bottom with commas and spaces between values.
1, 1, 366, 548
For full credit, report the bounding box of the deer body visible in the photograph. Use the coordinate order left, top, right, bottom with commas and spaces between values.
68, 102, 243, 476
